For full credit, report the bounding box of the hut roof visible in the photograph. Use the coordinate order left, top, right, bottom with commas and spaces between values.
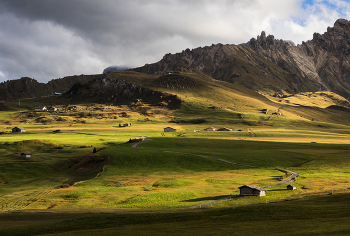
164, 127, 176, 130
239, 185, 265, 191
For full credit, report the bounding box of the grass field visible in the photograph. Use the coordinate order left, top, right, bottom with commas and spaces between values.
1, 79, 350, 234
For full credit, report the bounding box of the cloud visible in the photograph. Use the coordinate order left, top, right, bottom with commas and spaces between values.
0, 0, 349, 82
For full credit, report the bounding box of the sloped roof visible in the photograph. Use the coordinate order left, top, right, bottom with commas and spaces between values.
164, 127, 176, 130
239, 185, 265, 191
13, 127, 25, 130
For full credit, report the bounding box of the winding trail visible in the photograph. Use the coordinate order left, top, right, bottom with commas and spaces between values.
72, 155, 111, 186
132, 138, 299, 208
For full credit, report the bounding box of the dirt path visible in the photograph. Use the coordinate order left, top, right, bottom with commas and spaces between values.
72, 155, 111, 186
132, 138, 299, 208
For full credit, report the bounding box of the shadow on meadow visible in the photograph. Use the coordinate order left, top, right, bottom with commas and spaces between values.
182, 195, 233, 202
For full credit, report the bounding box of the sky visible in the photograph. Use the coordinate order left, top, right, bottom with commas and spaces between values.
0, 0, 350, 83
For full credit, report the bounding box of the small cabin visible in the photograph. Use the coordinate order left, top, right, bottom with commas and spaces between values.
217, 127, 232, 131
262, 109, 269, 114
35, 106, 47, 112
21, 153, 32, 158
239, 185, 266, 196
48, 107, 58, 112
164, 127, 177, 132
287, 185, 297, 190
12, 127, 26, 133
204, 127, 216, 132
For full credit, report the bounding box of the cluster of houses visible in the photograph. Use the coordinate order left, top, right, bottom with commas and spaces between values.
35, 106, 58, 112
262, 109, 282, 115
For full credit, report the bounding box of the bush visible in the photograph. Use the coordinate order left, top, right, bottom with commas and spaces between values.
60, 183, 70, 188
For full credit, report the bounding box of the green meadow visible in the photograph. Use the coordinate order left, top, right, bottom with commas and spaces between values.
1, 75, 350, 235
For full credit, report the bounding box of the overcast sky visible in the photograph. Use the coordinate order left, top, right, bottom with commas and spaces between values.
0, 0, 349, 83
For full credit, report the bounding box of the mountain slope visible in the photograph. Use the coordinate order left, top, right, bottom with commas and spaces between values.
133, 43, 320, 94
132, 19, 350, 100
248, 19, 350, 99
58, 70, 350, 126
0, 75, 97, 101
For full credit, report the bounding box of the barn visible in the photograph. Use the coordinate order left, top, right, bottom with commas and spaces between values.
239, 185, 266, 196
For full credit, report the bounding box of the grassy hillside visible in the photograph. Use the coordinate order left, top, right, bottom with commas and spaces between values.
1, 70, 350, 234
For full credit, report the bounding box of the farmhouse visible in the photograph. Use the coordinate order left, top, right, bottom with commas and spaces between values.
12, 127, 26, 133
35, 106, 47, 112
204, 127, 216, 132
287, 185, 297, 190
48, 107, 58, 112
239, 185, 266, 196
20, 153, 32, 158
164, 127, 177, 132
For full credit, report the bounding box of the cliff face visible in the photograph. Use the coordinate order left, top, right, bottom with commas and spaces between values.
247, 19, 350, 99
133, 19, 350, 99
133, 43, 320, 94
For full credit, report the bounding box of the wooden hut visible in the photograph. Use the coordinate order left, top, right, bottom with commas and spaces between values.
20, 153, 32, 158
217, 127, 232, 131
35, 106, 47, 112
287, 185, 297, 190
164, 127, 177, 132
239, 185, 266, 196
48, 107, 58, 112
12, 127, 26, 133
204, 127, 216, 132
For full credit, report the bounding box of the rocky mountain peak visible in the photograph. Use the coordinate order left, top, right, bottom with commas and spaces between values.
248, 31, 295, 50
130, 19, 350, 99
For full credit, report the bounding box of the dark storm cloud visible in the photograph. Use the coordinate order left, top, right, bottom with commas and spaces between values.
0, 0, 348, 82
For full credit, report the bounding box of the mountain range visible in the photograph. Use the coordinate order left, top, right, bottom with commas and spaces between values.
1, 19, 350, 103
133, 19, 350, 99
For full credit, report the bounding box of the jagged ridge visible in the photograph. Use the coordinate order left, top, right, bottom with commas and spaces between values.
132, 19, 350, 100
